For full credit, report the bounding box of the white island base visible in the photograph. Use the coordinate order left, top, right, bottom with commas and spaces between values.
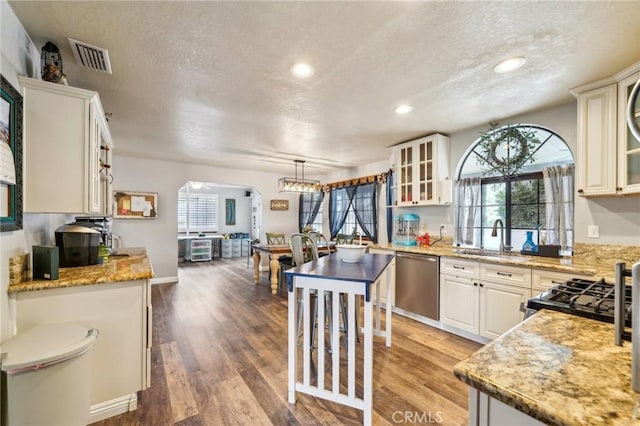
285, 253, 395, 425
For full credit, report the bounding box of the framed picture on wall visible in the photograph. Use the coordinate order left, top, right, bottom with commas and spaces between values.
0, 75, 23, 232
225, 198, 236, 225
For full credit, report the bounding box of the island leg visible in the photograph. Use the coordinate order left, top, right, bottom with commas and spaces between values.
269, 254, 280, 295
253, 252, 261, 285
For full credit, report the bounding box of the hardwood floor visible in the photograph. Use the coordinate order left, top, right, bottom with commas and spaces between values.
91, 258, 482, 425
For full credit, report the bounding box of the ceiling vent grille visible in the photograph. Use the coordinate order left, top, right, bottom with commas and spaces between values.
67, 38, 112, 74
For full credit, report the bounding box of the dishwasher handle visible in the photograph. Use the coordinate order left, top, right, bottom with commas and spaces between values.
396, 252, 438, 262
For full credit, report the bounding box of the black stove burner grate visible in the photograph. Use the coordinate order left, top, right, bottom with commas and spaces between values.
527, 277, 632, 336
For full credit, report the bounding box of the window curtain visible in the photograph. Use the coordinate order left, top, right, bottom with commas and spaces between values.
329, 187, 356, 238
542, 165, 574, 250
298, 192, 324, 232
386, 170, 394, 243
353, 182, 377, 243
453, 177, 481, 246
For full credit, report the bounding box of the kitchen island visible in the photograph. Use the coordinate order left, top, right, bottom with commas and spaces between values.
284, 253, 395, 426
453, 309, 638, 425
7, 247, 153, 423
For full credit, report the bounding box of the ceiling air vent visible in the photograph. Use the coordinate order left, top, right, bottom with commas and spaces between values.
67, 38, 112, 74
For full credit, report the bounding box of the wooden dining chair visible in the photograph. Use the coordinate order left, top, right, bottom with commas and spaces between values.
308, 231, 331, 257
335, 233, 354, 245
266, 232, 286, 245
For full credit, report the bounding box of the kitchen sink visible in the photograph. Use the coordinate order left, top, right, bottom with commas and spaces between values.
453, 249, 528, 262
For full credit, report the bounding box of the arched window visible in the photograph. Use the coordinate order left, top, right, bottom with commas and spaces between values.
454, 124, 575, 253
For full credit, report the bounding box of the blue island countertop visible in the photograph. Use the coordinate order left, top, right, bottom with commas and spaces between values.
284, 253, 394, 300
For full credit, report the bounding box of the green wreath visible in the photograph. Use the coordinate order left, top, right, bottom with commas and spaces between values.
476, 124, 541, 177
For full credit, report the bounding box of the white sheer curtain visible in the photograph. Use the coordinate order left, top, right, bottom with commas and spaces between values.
454, 177, 481, 247
543, 165, 574, 250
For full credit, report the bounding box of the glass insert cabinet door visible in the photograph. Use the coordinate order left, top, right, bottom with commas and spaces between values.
397, 139, 434, 204
399, 145, 413, 203
620, 73, 640, 191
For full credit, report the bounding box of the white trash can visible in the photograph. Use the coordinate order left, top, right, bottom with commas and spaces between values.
1, 323, 99, 426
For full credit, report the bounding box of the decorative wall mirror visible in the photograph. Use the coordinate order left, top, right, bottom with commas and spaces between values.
0, 75, 23, 232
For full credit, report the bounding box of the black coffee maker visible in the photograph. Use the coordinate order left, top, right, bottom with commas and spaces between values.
74, 216, 113, 249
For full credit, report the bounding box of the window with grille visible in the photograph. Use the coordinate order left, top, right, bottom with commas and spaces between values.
456, 124, 574, 251
178, 191, 219, 232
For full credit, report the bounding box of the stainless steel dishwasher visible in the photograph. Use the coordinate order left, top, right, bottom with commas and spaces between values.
395, 252, 439, 320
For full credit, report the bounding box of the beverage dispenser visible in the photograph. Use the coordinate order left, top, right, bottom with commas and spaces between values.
393, 214, 420, 246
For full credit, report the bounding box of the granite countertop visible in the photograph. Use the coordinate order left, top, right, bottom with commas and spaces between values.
370, 240, 640, 282
8, 247, 154, 294
453, 310, 639, 425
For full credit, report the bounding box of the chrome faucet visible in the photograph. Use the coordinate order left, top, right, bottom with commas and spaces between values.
491, 219, 510, 254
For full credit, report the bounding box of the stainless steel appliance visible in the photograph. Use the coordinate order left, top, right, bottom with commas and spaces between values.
395, 253, 439, 320
527, 276, 631, 340
74, 216, 113, 248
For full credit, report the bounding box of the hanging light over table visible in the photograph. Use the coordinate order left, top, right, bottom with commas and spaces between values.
278, 160, 321, 193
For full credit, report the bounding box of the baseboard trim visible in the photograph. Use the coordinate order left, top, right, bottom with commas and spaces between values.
89, 393, 137, 423
150, 276, 178, 285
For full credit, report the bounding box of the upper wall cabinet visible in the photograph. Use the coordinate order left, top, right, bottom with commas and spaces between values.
571, 61, 640, 197
392, 133, 451, 206
18, 76, 114, 214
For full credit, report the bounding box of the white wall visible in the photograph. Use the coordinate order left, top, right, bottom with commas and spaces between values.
0, 1, 40, 341
112, 155, 302, 280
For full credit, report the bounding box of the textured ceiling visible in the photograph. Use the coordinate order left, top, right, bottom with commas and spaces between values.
8, 1, 640, 176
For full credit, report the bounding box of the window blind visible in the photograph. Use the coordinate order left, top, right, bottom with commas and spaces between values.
178, 191, 219, 232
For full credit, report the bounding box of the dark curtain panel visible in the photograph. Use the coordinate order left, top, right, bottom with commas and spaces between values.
329, 187, 355, 239
298, 192, 324, 231
352, 183, 377, 243
386, 170, 394, 243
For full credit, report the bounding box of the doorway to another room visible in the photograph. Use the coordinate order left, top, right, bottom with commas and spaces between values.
177, 181, 261, 265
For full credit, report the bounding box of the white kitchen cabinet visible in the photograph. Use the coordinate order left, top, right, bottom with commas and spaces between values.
478, 263, 530, 340
617, 70, 640, 194
571, 61, 640, 197
468, 388, 545, 426
440, 258, 480, 334
531, 268, 590, 294
18, 76, 114, 214
9, 279, 151, 423
393, 133, 451, 206
368, 247, 396, 307
441, 258, 530, 340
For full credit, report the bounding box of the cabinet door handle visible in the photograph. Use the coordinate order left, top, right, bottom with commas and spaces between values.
551, 280, 563, 285
577, 189, 584, 193
453, 265, 465, 270
479, 283, 484, 287
497, 272, 512, 277
473, 282, 478, 286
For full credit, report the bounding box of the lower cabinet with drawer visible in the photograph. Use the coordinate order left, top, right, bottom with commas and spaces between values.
479, 263, 531, 340
441, 258, 530, 340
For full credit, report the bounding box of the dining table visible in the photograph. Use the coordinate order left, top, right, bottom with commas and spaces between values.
250, 241, 335, 295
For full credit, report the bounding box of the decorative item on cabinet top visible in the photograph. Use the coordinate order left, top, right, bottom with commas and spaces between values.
113, 190, 157, 219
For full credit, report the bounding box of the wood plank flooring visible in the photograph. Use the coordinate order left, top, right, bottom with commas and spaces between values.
91, 258, 482, 425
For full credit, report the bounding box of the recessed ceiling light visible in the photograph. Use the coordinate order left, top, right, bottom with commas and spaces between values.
395, 105, 413, 114
290, 63, 314, 78
493, 56, 527, 74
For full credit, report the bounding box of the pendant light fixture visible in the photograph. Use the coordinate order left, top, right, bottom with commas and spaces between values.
278, 160, 321, 193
